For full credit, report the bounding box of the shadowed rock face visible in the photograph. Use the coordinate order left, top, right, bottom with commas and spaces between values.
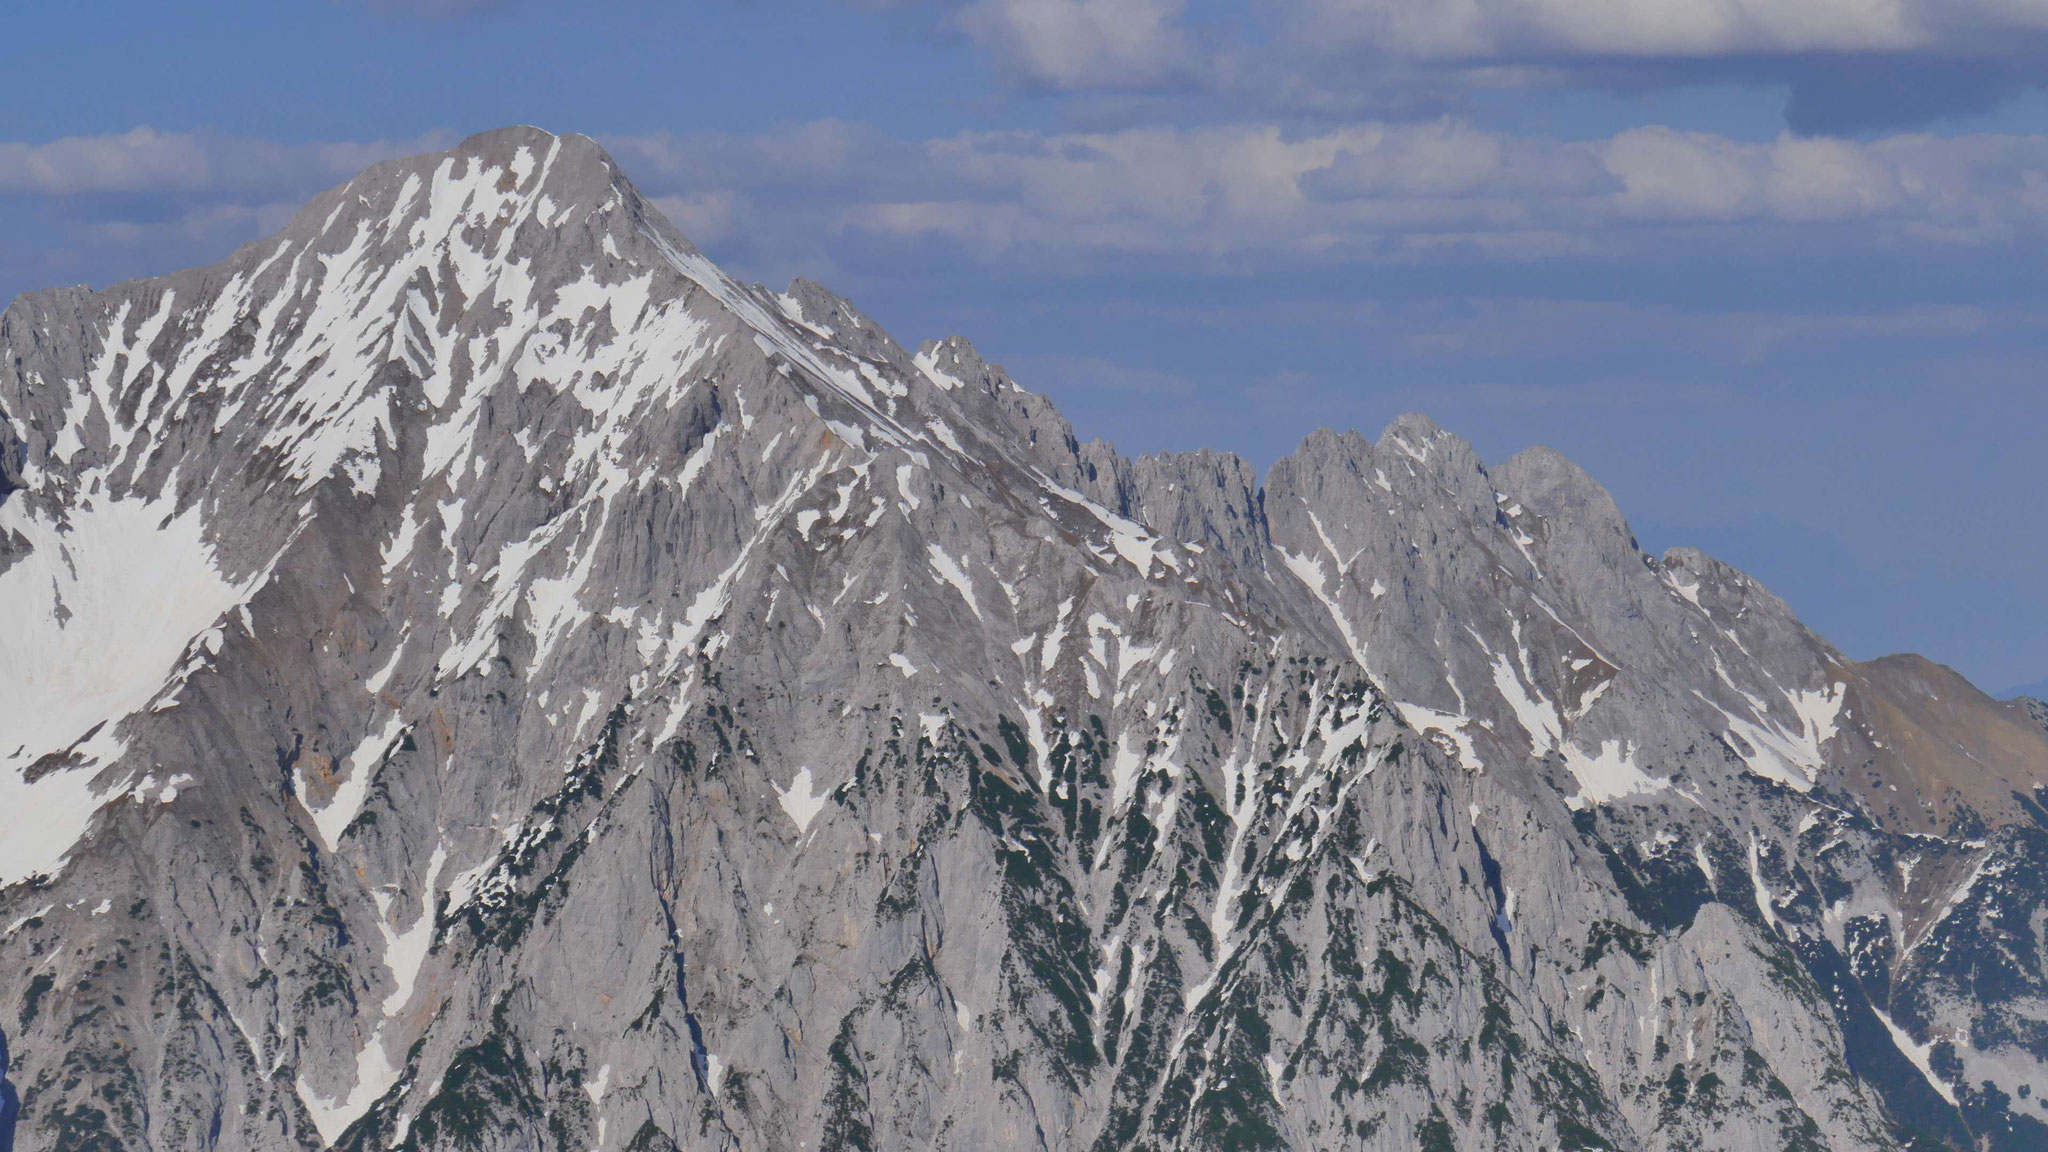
0, 125, 2043, 1152
0, 1025, 18, 1152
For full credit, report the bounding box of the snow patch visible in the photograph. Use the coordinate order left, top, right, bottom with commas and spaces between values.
1393, 702, 1484, 772
1720, 682, 1845, 793
0, 491, 254, 886
1110, 731, 1145, 813
775, 767, 830, 834
1748, 832, 1781, 934
298, 711, 408, 852
1490, 650, 1561, 756
1871, 1006, 1958, 1107
926, 418, 964, 454
926, 545, 982, 618
3, 904, 53, 938
1277, 547, 1371, 670
373, 844, 448, 1017
296, 1029, 402, 1148
1666, 571, 1703, 607
914, 347, 968, 391
1038, 473, 1167, 577
1561, 740, 1667, 808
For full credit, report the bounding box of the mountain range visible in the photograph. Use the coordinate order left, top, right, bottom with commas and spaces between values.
3, 126, 2046, 1152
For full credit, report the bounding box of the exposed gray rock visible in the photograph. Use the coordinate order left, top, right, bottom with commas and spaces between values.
2021, 696, 2048, 740
1, 126, 2044, 1152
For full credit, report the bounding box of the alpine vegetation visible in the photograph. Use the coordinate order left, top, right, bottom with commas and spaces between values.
2, 126, 2045, 1152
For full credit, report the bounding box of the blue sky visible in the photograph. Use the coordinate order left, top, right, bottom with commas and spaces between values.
4, 0, 2045, 695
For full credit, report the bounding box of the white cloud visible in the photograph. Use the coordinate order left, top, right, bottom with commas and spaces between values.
0, 129, 440, 298
1596, 127, 2048, 232
1285, 0, 2048, 60
0, 127, 440, 198
848, 0, 2048, 129
1599, 128, 1891, 221
0, 128, 213, 196
607, 121, 2048, 272
954, 0, 1193, 88
647, 192, 739, 248
7, 120, 2048, 306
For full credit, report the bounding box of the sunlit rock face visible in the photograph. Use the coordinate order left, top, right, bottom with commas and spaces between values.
1, 126, 2043, 1152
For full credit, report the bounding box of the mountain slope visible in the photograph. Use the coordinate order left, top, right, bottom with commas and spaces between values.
1, 126, 2043, 1152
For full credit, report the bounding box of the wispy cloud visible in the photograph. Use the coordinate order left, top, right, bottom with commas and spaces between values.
0, 127, 442, 198
7, 119, 2046, 303
1279, 0, 2048, 60
953, 0, 1196, 90
850, 0, 2048, 130
605, 120, 2048, 275
0, 128, 440, 297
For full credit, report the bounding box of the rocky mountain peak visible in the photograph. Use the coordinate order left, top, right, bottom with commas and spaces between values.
1492, 444, 1629, 540
1, 129, 2044, 1152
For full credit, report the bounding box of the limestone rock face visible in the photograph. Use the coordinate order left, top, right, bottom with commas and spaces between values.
1, 126, 2044, 1152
